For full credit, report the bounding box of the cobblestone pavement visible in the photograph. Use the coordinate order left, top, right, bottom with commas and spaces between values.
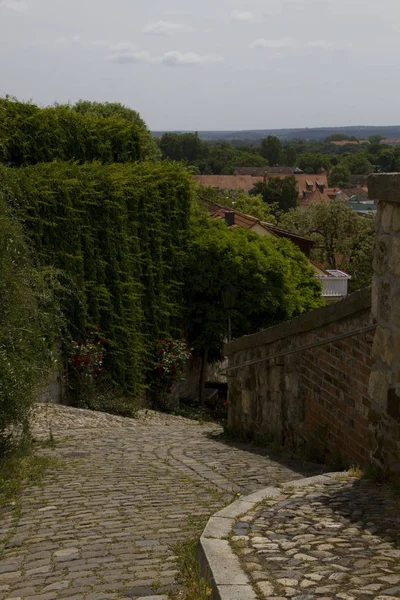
0, 405, 322, 600
233, 476, 400, 600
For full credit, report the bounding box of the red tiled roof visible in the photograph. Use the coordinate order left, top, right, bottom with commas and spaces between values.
194, 175, 263, 192
380, 138, 400, 144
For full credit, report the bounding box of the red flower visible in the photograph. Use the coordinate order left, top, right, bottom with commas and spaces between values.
73, 354, 79, 361
84, 358, 90, 365
99, 338, 105, 345
87, 331, 92, 337
93, 367, 98, 375
97, 354, 103, 360
75, 360, 81, 367
223, 401, 229, 407
77, 340, 83, 346
101, 367, 105, 372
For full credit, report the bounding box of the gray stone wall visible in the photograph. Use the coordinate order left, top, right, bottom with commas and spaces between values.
368, 173, 400, 473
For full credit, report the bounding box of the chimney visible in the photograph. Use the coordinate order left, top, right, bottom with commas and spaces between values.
224, 211, 235, 227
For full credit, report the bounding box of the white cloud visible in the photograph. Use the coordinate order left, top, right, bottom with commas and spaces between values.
156, 51, 223, 66
0, 0, 28, 12
231, 10, 255, 22
107, 50, 152, 65
142, 20, 189, 36
251, 38, 296, 49
108, 49, 223, 67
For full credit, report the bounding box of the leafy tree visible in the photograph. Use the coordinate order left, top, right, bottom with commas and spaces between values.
184, 211, 322, 403
260, 136, 282, 165
297, 153, 331, 173
340, 151, 372, 175
369, 135, 383, 145
0, 193, 61, 453
325, 134, 358, 142
328, 164, 351, 188
196, 186, 278, 223
250, 176, 298, 212
0, 97, 158, 166
279, 200, 374, 284
285, 146, 297, 167
224, 152, 268, 174
159, 132, 206, 162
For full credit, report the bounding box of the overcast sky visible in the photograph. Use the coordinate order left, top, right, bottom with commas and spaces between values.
1, 0, 399, 130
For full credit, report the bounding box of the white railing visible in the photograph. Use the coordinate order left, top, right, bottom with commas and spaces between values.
317, 271, 351, 298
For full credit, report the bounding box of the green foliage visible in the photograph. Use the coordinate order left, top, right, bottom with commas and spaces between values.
279, 200, 374, 286
260, 136, 283, 165
0, 97, 158, 166
0, 161, 193, 399
297, 153, 331, 173
340, 151, 372, 175
250, 176, 298, 212
0, 195, 61, 454
196, 187, 278, 223
328, 164, 351, 188
325, 134, 359, 142
160, 132, 207, 162
184, 211, 322, 362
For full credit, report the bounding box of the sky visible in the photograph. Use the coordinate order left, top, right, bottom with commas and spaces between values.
1, 0, 399, 131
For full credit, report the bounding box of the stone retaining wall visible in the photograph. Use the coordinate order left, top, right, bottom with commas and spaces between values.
226, 288, 374, 467
368, 173, 400, 473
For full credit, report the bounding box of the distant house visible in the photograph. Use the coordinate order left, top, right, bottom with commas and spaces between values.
194, 173, 329, 204
208, 203, 351, 302
234, 166, 303, 176
193, 175, 260, 193
330, 140, 369, 146
347, 197, 377, 215
380, 139, 400, 147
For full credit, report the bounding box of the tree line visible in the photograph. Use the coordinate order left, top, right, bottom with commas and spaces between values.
158, 132, 400, 184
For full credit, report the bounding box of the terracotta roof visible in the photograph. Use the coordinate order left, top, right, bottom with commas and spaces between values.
330, 141, 360, 146
299, 188, 331, 206
380, 139, 400, 144
234, 167, 268, 176
194, 175, 262, 192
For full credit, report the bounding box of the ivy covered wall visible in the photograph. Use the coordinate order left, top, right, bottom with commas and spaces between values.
0, 161, 193, 396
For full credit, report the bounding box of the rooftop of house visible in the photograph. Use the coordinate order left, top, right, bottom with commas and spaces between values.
380, 138, 400, 144
194, 175, 261, 192
234, 166, 303, 176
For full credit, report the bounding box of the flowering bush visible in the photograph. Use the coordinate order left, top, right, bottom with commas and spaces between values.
69, 327, 106, 401
155, 338, 192, 394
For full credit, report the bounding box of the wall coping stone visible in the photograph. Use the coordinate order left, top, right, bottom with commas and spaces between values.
369, 173, 400, 203
225, 287, 371, 356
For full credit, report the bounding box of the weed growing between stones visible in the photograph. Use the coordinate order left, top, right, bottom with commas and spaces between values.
171, 516, 212, 600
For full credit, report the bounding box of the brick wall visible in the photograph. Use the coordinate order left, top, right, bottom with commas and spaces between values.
226, 289, 375, 467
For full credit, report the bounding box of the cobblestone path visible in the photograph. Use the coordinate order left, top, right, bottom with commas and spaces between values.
235, 476, 400, 600
0, 405, 322, 600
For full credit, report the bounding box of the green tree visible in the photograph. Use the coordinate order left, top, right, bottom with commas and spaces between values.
197, 186, 278, 223
260, 136, 282, 165
250, 176, 298, 212
286, 146, 298, 167
340, 151, 372, 175
328, 164, 351, 187
0, 193, 61, 453
297, 153, 331, 173
368, 135, 383, 145
325, 134, 358, 142
279, 200, 374, 283
184, 211, 322, 403
159, 132, 206, 162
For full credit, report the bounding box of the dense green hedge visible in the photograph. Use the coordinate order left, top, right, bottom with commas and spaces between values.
0, 98, 159, 167
0, 194, 61, 451
0, 161, 193, 396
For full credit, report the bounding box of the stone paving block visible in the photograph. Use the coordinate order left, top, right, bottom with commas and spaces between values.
1, 404, 323, 599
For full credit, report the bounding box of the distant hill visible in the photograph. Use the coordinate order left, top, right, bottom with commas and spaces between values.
152, 126, 400, 143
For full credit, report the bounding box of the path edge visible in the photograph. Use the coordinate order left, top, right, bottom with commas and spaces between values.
197, 472, 342, 600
